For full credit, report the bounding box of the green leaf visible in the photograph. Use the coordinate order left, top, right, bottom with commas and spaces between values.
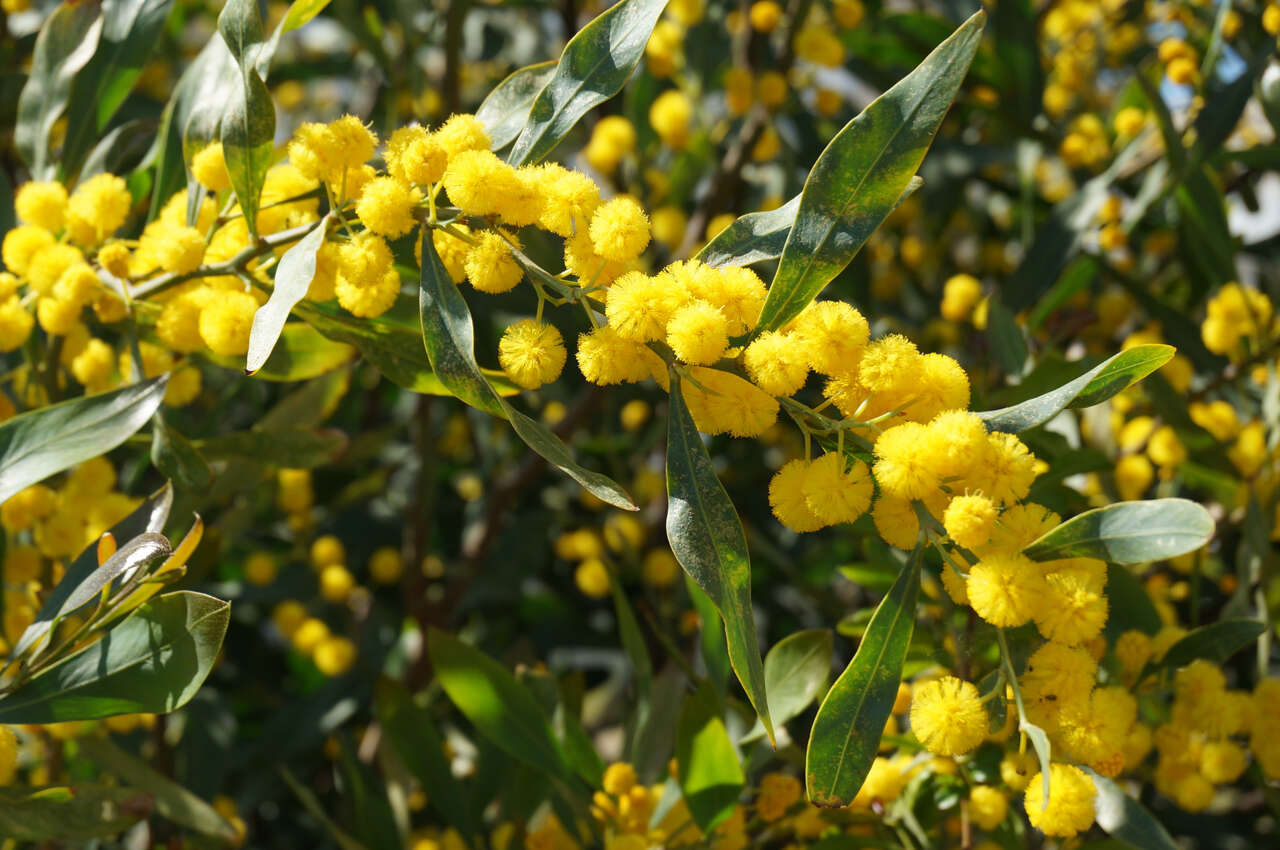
11, 486, 173, 661
1023, 499, 1215, 564
336, 737, 401, 850
476, 61, 558, 151
0, 376, 169, 505
248, 217, 332, 374
78, 738, 237, 840
698, 196, 800, 268
977, 345, 1174, 434
741, 629, 832, 744
507, 0, 668, 165
208, 322, 355, 381
754, 11, 984, 331
608, 565, 653, 701
426, 629, 572, 783
150, 412, 213, 492
1147, 619, 1265, 676
699, 176, 925, 269
417, 231, 510, 418
60, 0, 177, 179
194, 427, 347, 468
14, 2, 103, 178
1090, 772, 1178, 850
419, 233, 637, 509
806, 553, 921, 807
1103, 564, 1162, 641
280, 0, 332, 34
295, 298, 502, 395
675, 684, 745, 832
281, 769, 368, 850
505, 406, 638, 510
217, 0, 276, 236
687, 575, 731, 698
555, 703, 606, 788
0, 785, 150, 841
0, 591, 229, 724
666, 372, 773, 743
987, 300, 1028, 375
375, 679, 476, 837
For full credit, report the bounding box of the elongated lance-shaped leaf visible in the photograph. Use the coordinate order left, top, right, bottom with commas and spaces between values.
741, 629, 833, 744
0, 591, 230, 724
426, 629, 573, 783
60, 0, 176, 179
1090, 772, 1179, 850
1024, 499, 1214, 564
666, 372, 774, 744
978, 344, 1174, 433
0, 376, 169, 505
755, 11, 984, 332
507, 0, 669, 165
699, 177, 924, 269
151, 412, 212, 491
248, 216, 331, 373
0, 785, 150, 841
675, 684, 745, 831
12, 486, 174, 660
477, 61, 558, 151
12, 533, 171, 664
375, 679, 477, 838
698, 196, 800, 268
419, 232, 637, 509
78, 738, 238, 841
14, 2, 103, 178
1142, 619, 1265, 679
218, 0, 276, 236
806, 551, 921, 806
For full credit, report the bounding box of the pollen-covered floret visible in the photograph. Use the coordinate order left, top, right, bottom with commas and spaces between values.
769, 459, 825, 533
354, 177, 422, 238
744, 331, 808, 396
605, 271, 689, 342
15, 181, 68, 232
1023, 765, 1096, 838
680, 367, 778, 438
464, 230, 523, 294
589, 197, 650, 262
191, 143, 231, 192
909, 676, 987, 756
499, 319, 566, 390
665, 301, 729, 365
802, 453, 873, 526
576, 327, 664, 386
66, 173, 132, 245
198, 290, 259, 356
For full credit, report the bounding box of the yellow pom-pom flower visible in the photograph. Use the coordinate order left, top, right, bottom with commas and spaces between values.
792, 300, 869, 376
536, 164, 601, 237
354, 177, 422, 238
1023, 765, 1096, 838
605, 271, 689, 342
313, 635, 357, 676
666, 302, 729, 365
589, 197, 650, 262
0, 297, 35, 353
15, 181, 68, 232
198, 290, 258, 356
3, 225, 56, 277
191, 143, 231, 192
649, 90, 693, 149
67, 173, 132, 244
385, 126, 447, 185
802, 453, 873, 526
576, 327, 665, 386
434, 113, 490, 159
943, 494, 997, 549
464, 230, 523, 294
744, 331, 808, 396
680, 367, 778, 437
498, 319, 566, 390
769, 459, 825, 533
966, 553, 1047, 628
909, 676, 987, 756
441, 149, 519, 217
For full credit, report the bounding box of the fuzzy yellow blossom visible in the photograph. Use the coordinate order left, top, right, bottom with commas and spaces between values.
802, 453, 873, 526
966, 554, 1047, 628
385, 126, 447, 186
441, 149, 519, 217
313, 635, 357, 676
943, 494, 996, 549
434, 113, 490, 159
191, 143, 231, 192
680, 367, 778, 437
198, 290, 258, 356
910, 676, 987, 756
755, 773, 801, 822
770, 460, 825, 533
744, 331, 808, 396
791, 300, 870, 376
575, 558, 611, 598
589, 197, 650, 262
15, 181, 68, 232
1024, 765, 1095, 838
464, 231, 523, 294
155, 224, 207, 274
354, 177, 422, 238
498, 320, 566, 390
584, 116, 636, 173
649, 90, 693, 149
2, 225, 55, 277
0, 298, 35, 352
968, 786, 1007, 830
665, 302, 729, 365
576, 327, 664, 386
67, 173, 132, 244
536, 164, 601, 237
941, 274, 982, 322
605, 271, 688, 342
